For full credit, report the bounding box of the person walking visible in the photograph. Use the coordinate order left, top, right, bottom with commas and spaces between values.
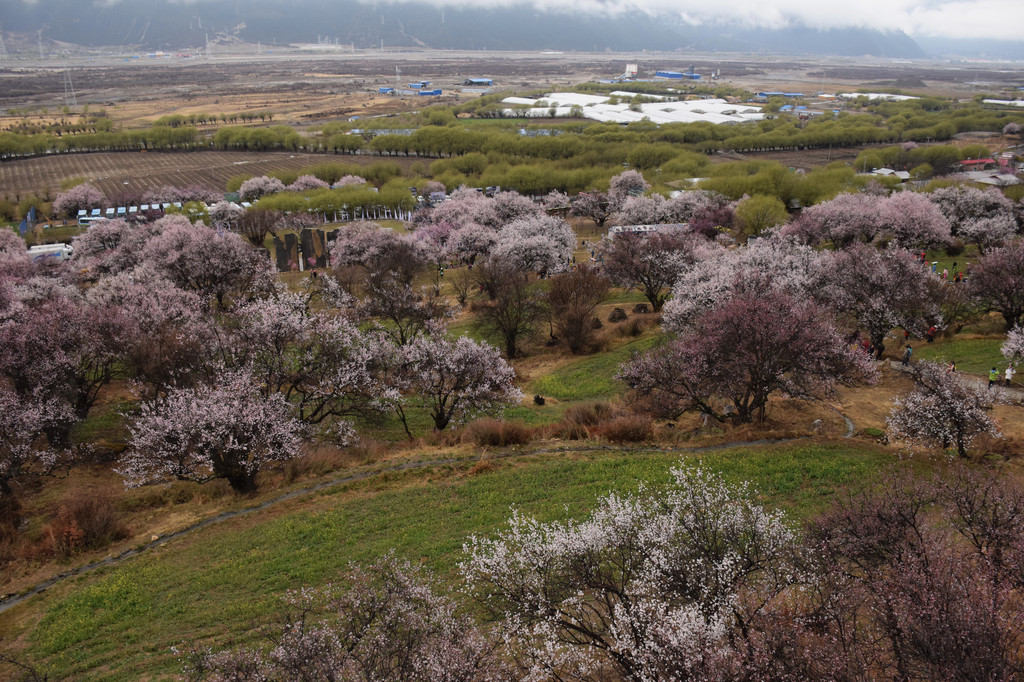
947, 360, 956, 373
989, 367, 1000, 388
902, 345, 913, 366
1006, 365, 1016, 387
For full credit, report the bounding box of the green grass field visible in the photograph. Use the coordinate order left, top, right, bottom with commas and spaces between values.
529, 335, 661, 401
11, 441, 897, 680
915, 336, 1008, 377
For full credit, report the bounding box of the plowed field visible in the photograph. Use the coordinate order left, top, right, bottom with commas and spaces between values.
0, 151, 418, 198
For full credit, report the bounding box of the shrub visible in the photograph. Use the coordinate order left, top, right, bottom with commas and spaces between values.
283, 445, 354, 483
563, 401, 615, 427
608, 307, 628, 322
598, 414, 654, 443
553, 421, 590, 440
43, 493, 128, 558
463, 418, 533, 447
616, 317, 647, 338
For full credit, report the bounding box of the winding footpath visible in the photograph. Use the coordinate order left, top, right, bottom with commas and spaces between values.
0, 427, 856, 615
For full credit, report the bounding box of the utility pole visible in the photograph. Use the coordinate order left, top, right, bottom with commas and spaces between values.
64, 69, 77, 107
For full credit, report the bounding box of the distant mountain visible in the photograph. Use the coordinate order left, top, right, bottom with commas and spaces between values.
915, 37, 1024, 61
0, 0, 925, 58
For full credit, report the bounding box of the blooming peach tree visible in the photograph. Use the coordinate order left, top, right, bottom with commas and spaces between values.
887, 361, 1001, 458
399, 326, 521, 431
461, 465, 804, 681
119, 367, 302, 493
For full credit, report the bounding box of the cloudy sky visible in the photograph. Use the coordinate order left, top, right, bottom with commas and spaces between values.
392, 0, 1023, 40
18, 0, 1024, 41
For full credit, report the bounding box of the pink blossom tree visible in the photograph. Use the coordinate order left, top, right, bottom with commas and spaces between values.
610, 193, 668, 226
52, 183, 105, 217
887, 361, 1000, 458
0, 278, 131, 432
621, 287, 875, 424
180, 555, 505, 682
207, 201, 244, 228
0, 229, 34, 280
225, 292, 400, 435
880, 191, 952, 249
664, 189, 734, 237
540, 189, 570, 212
490, 214, 575, 275
399, 326, 522, 431
118, 367, 302, 493
461, 464, 804, 681
143, 216, 276, 308
329, 221, 430, 285
86, 269, 215, 398
239, 176, 286, 202
967, 241, 1024, 331
960, 215, 1018, 254
286, 174, 330, 192
410, 188, 500, 257
70, 218, 166, 281
780, 192, 885, 246
492, 190, 542, 224
569, 191, 612, 228
598, 228, 707, 311
820, 243, 943, 354
661, 235, 821, 332
810, 469, 1024, 679
0, 387, 73, 528
608, 168, 650, 210
332, 174, 368, 188
931, 184, 1016, 253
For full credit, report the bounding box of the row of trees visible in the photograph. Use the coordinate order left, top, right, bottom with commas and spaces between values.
185, 463, 1024, 681
0, 211, 533, 531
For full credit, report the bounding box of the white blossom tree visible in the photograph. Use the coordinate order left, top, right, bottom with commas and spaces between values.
399, 326, 522, 431
491, 214, 575, 275
461, 464, 804, 681
1003, 326, 1024, 363
887, 361, 1001, 458
661, 235, 821, 333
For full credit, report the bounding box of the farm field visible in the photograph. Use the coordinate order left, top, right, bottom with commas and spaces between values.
0, 151, 419, 199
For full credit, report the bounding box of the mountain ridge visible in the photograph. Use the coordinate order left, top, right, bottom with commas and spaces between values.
0, 0, 926, 58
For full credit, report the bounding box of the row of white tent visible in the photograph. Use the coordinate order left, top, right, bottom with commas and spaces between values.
77, 202, 255, 224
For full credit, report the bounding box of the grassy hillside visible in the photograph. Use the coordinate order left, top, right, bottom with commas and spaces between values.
5, 441, 899, 680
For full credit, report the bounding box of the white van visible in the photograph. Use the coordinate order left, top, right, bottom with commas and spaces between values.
27, 243, 74, 263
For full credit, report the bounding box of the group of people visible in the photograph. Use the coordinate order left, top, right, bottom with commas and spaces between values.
990, 365, 1016, 388
918, 252, 966, 283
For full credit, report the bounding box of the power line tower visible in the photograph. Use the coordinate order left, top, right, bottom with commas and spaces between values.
63, 70, 77, 108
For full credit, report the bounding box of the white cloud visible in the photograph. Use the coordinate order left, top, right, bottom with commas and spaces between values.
364, 0, 1024, 40
16, 0, 1024, 40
